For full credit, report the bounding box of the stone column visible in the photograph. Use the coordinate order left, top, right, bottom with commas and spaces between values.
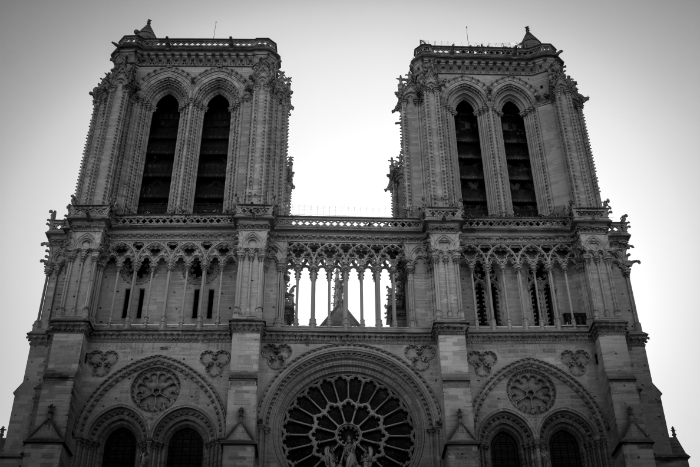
475, 106, 510, 215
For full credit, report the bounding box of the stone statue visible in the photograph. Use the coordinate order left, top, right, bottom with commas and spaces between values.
323, 446, 337, 467
140, 449, 149, 467
341, 434, 359, 467
361, 446, 374, 467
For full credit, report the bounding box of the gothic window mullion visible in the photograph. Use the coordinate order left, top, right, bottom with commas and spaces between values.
501, 102, 538, 216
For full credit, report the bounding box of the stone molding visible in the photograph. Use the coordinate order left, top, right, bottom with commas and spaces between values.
626, 331, 649, 347
262, 329, 435, 346
467, 332, 590, 344
432, 321, 468, 336
88, 330, 231, 343
74, 355, 226, 438
588, 319, 627, 341
229, 319, 266, 334
472, 358, 608, 434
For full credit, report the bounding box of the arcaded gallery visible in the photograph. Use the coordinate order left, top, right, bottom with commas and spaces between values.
0, 21, 690, 467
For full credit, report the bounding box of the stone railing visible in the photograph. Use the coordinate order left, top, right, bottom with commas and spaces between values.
276, 217, 422, 230
463, 217, 570, 229
414, 43, 556, 58
112, 215, 235, 227
118, 36, 277, 52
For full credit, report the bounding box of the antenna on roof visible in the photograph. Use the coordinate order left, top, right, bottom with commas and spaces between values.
466, 26, 470, 46
213, 21, 217, 39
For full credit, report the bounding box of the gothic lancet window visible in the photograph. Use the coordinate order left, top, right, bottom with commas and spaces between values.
166, 428, 204, 467
138, 95, 180, 214
491, 432, 520, 467
194, 95, 230, 213
102, 428, 137, 467
550, 431, 583, 467
529, 264, 555, 326
455, 101, 488, 216
473, 263, 501, 326
501, 102, 538, 216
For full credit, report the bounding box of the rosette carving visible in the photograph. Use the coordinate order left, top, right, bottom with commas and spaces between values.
467, 351, 498, 377
560, 350, 590, 376
261, 343, 292, 370
131, 368, 180, 412
86, 350, 118, 377
200, 350, 231, 377
404, 345, 435, 371
507, 371, 556, 414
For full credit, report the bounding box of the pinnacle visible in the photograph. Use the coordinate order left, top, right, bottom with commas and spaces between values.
521, 26, 541, 48
134, 19, 156, 39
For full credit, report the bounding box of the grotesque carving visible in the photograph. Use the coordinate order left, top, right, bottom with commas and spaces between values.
86, 350, 118, 377
404, 345, 435, 371
283, 376, 414, 467
131, 368, 180, 412
261, 343, 292, 370
200, 350, 231, 377
467, 351, 498, 377
560, 350, 591, 376
507, 370, 556, 414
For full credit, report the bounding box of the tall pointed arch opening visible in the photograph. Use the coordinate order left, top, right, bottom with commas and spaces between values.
194, 95, 231, 214
454, 101, 488, 216
137, 95, 180, 214
501, 102, 537, 216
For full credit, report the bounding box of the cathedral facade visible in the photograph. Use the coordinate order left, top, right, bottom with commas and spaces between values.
0, 21, 690, 467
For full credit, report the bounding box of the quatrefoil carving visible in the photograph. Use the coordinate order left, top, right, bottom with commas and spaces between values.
404, 345, 436, 371
86, 350, 118, 377
199, 350, 231, 377
467, 351, 498, 377
560, 350, 591, 376
261, 344, 292, 370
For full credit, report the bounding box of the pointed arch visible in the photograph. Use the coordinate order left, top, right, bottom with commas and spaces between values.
139, 68, 192, 107
491, 77, 539, 112
74, 355, 226, 439
86, 405, 148, 444
473, 358, 607, 435
478, 409, 535, 467
152, 406, 217, 444
442, 75, 489, 113
192, 68, 244, 108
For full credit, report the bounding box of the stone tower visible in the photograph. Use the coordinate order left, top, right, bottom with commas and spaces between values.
0, 22, 689, 467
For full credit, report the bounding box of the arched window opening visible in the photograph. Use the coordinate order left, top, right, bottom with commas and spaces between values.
491, 432, 520, 467
528, 264, 554, 326
501, 102, 537, 216
102, 427, 137, 467
455, 101, 487, 216
166, 428, 203, 467
473, 263, 500, 326
550, 431, 583, 467
194, 95, 231, 214
138, 95, 180, 214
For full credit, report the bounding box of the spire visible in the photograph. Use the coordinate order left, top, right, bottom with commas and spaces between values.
134, 19, 156, 39
520, 26, 541, 48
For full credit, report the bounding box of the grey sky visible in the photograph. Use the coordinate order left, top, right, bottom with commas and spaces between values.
1, 0, 698, 455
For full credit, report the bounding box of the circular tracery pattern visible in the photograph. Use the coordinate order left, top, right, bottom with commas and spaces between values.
507, 371, 556, 414
283, 376, 414, 467
131, 368, 180, 412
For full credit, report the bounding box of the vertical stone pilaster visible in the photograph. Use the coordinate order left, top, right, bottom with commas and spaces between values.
171, 99, 207, 213
522, 106, 554, 215
475, 107, 509, 215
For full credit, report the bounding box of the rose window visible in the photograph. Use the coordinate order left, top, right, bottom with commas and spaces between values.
282, 376, 414, 467
507, 371, 556, 414
131, 368, 180, 412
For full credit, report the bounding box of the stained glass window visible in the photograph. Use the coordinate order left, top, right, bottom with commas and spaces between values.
166, 428, 203, 467
102, 427, 136, 467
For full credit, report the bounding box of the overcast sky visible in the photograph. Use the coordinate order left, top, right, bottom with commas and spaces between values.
0, 0, 698, 457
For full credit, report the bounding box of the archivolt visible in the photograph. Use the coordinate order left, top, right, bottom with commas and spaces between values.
139, 67, 191, 107
86, 405, 148, 443
490, 76, 538, 112
152, 406, 217, 443
192, 68, 244, 106
442, 75, 488, 112
472, 358, 607, 435
539, 408, 598, 443
478, 409, 534, 445
74, 355, 226, 438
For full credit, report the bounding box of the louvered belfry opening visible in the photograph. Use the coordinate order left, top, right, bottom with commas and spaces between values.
102, 428, 137, 467
490, 432, 520, 467
194, 95, 230, 214
455, 101, 488, 216
501, 102, 538, 216
137, 95, 180, 214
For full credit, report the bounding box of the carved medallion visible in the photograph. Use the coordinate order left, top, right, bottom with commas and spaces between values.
507, 371, 556, 415
131, 368, 180, 412
467, 351, 498, 377
200, 350, 231, 377
261, 343, 292, 370
404, 345, 435, 371
86, 350, 118, 377
282, 376, 414, 467
560, 350, 590, 376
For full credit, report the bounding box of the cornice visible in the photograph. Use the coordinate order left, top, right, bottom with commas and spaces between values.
626, 331, 650, 348
229, 319, 266, 334
49, 320, 93, 337
27, 332, 52, 347
432, 321, 469, 337
467, 331, 591, 344
262, 327, 435, 345
589, 319, 628, 341
90, 330, 231, 343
